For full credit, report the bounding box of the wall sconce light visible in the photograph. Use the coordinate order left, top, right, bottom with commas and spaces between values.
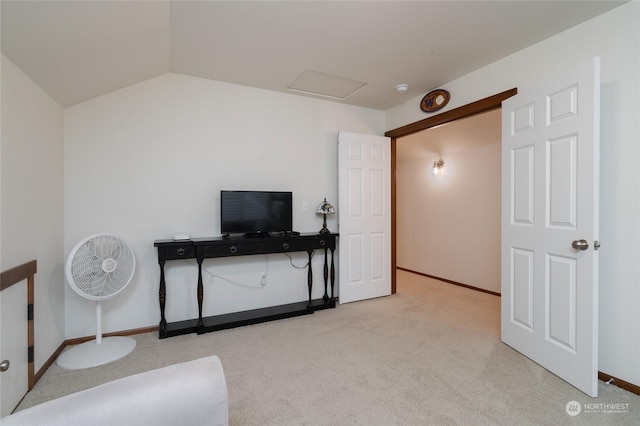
316, 198, 336, 234
433, 159, 445, 175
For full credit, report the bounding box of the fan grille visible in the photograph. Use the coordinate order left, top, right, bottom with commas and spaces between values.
68, 235, 135, 300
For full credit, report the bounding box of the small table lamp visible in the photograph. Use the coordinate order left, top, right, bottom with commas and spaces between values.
316, 198, 335, 234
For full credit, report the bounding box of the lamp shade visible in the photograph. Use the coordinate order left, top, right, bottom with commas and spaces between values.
316, 198, 335, 215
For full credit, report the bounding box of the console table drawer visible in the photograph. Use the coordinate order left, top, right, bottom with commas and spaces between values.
278, 238, 312, 252
311, 236, 334, 249
162, 244, 195, 260
198, 236, 336, 258
202, 240, 292, 257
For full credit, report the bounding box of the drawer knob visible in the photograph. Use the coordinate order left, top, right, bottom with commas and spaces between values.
177, 248, 185, 256
230, 245, 238, 253
319, 240, 326, 246
282, 242, 290, 250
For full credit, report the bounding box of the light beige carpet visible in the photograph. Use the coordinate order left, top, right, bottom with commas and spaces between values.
17, 270, 639, 425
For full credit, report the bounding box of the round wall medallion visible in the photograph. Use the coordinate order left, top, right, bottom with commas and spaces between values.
420, 89, 450, 113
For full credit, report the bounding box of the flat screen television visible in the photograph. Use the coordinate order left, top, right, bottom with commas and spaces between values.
221, 190, 293, 236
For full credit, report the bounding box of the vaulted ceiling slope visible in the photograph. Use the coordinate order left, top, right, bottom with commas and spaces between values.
0, 1, 626, 110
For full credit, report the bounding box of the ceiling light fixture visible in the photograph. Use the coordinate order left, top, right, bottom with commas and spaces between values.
395, 84, 409, 94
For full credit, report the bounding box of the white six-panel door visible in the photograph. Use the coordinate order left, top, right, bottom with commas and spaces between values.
338, 132, 391, 304
501, 58, 600, 397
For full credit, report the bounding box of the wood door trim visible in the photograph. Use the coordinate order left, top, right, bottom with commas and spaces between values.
386, 88, 517, 139
385, 88, 517, 294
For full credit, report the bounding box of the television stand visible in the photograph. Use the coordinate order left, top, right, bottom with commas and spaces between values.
154, 232, 338, 338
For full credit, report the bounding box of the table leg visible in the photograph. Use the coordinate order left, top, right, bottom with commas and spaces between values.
323, 248, 329, 304
158, 259, 167, 338
197, 257, 204, 332
307, 250, 313, 308
330, 248, 336, 302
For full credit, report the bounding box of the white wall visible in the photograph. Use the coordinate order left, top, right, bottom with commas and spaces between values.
397, 143, 501, 293
387, 2, 640, 387
1, 54, 65, 371
64, 73, 384, 338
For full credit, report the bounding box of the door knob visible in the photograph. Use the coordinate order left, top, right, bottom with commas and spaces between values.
0, 359, 9, 372
571, 239, 589, 251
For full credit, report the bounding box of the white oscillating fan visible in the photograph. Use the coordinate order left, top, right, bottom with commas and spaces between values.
57, 234, 137, 370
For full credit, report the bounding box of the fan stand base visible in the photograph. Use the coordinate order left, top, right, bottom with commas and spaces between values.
56, 336, 136, 370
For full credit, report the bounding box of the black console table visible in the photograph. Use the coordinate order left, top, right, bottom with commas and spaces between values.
154, 233, 338, 338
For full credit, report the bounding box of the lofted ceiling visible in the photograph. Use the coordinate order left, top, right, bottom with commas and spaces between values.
0, 1, 626, 110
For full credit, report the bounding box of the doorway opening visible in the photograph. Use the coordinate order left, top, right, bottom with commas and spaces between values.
385, 88, 517, 294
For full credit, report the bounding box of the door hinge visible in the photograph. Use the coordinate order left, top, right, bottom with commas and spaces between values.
27, 303, 34, 321
594, 241, 601, 251
28, 346, 34, 363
